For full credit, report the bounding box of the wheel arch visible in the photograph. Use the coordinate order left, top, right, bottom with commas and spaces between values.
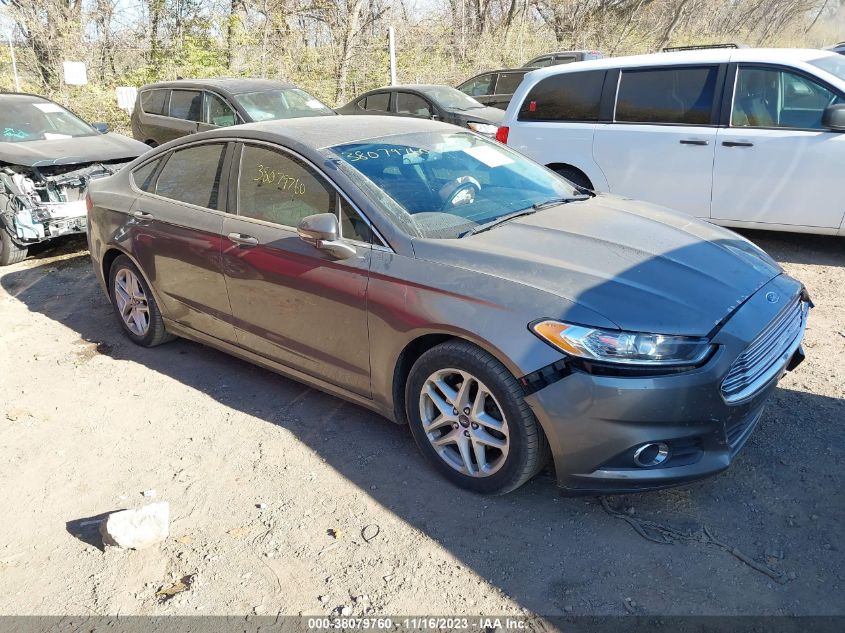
100, 246, 167, 316
546, 162, 595, 189
390, 331, 525, 425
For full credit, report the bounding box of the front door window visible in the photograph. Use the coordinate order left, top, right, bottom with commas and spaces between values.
732, 66, 843, 129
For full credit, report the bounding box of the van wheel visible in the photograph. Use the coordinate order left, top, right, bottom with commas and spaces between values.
108, 255, 173, 347
0, 229, 27, 266
552, 166, 593, 191
405, 340, 550, 495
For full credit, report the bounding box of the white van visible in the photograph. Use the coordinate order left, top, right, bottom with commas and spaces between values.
498, 48, 845, 235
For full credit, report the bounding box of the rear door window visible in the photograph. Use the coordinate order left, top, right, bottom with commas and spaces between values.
155, 143, 227, 209
518, 70, 605, 121
364, 92, 390, 111
169, 89, 203, 121
140, 89, 168, 116
616, 66, 719, 125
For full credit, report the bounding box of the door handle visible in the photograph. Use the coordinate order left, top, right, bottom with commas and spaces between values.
722, 141, 754, 147
679, 139, 709, 145
227, 232, 259, 247
132, 210, 154, 219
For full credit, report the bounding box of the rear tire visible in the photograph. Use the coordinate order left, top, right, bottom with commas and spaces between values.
552, 165, 593, 191
405, 340, 550, 495
108, 255, 173, 347
0, 228, 27, 266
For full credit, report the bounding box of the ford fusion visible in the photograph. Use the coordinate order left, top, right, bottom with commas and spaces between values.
86, 117, 809, 495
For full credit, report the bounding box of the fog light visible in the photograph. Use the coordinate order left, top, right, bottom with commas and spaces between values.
633, 442, 670, 468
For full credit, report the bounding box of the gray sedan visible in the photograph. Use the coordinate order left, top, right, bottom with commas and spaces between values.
86, 116, 809, 495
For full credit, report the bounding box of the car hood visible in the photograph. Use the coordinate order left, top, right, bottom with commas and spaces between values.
0, 133, 149, 167
451, 106, 505, 125
411, 195, 782, 336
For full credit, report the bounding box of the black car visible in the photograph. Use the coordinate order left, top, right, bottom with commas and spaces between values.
131, 78, 335, 147
456, 69, 529, 109
523, 50, 603, 68
0, 93, 148, 265
336, 85, 503, 137
829, 42, 845, 55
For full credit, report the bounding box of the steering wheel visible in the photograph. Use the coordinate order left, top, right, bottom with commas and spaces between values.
439, 176, 481, 211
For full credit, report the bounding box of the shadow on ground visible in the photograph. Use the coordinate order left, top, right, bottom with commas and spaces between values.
2, 244, 844, 617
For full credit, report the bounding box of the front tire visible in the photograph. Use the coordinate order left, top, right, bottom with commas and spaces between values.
0, 228, 27, 266
405, 340, 549, 495
109, 255, 173, 347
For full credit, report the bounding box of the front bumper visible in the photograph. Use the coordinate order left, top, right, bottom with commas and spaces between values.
13, 200, 88, 244
524, 274, 808, 495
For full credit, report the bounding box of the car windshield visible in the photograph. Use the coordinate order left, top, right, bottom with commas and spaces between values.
329, 130, 580, 239
417, 86, 485, 110
234, 89, 335, 122
809, 54, 845, 82
1, 100, 96, 143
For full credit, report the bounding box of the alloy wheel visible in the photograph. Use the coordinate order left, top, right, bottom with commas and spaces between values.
419, 368, 510, 477
114, 268, 150, 337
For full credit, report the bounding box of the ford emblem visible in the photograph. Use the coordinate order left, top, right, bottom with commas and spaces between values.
766, 292, 779, 304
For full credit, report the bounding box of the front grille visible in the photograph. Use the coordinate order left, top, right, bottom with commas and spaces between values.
721, 294, 807, 403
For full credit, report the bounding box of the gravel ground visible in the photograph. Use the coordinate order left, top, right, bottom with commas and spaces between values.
0, 230, 842, 618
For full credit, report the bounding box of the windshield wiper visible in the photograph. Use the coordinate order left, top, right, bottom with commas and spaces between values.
461, 208, 539, 237
532, 195, 591, 210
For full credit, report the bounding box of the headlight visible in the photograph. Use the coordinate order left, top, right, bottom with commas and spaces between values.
467, 122, 498, 136
531, 320, 712, 367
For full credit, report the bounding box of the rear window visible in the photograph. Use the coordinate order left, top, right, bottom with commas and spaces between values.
616, 67, 718, 125
140, 89, 168, 116
518, 70, 605, 122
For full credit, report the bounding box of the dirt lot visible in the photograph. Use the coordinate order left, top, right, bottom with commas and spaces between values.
0, 230, 843, 619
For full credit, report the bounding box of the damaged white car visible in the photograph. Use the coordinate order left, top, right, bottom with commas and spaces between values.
0, 93, 149, 265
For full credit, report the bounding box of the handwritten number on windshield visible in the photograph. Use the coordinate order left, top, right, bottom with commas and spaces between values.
254, 164, 305, 195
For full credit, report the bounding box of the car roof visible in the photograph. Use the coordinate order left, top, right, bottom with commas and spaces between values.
140, 78, 296, 95
0, 92, 55, 104
525, 48, 837, 79
202, 115, 450, 150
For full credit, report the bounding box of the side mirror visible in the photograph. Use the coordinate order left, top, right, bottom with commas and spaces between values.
822, 104, 845, 131
92, 122, 109, 133
297, 213, 356, 260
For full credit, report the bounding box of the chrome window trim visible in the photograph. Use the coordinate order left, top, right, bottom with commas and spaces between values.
128, 140, 231, 217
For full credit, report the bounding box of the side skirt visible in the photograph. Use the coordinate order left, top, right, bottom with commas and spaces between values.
163, 318, 394, 421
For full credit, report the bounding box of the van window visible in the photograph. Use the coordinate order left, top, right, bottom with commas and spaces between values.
495, 72, 525, 94
616, 66, 718, 125
518, 70, 605, 122
460, 74, 495, 97
204, 92, 237, 127
140, 89, 168, 116
732, 66, 843, 130
169, 89, 203, 121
